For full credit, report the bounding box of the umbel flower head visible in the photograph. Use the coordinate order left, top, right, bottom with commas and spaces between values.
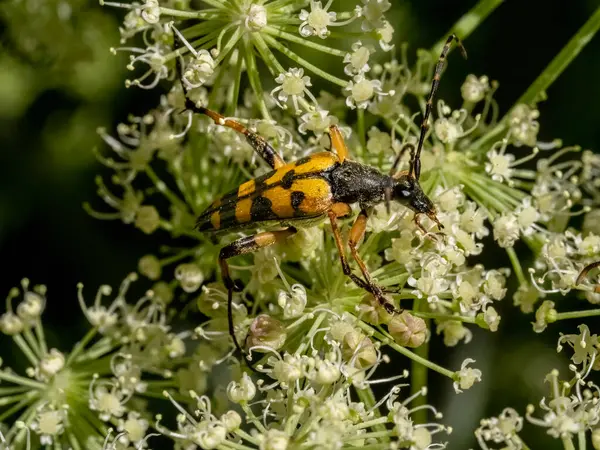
3, 0, 597, 448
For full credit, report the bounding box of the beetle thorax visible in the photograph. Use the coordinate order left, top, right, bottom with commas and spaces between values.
330, 160, 393, 207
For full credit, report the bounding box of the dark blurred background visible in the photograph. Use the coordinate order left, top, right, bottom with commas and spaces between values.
1, 1, 599, 448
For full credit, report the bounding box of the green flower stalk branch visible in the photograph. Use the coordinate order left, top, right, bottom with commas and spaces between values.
1, 0, 600, 449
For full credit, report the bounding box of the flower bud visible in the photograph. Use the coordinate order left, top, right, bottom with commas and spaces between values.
17, 291, 45, 322
388, 312, 427, 348
227, 373, 256, 403
221, 411, 242, 432
342, 332, 377, 368
592, 427, 600, 450
277, 284, 307, 319
174, 263, 204, 293
245, 4, 267, 32
272, 354, 303, 384
460, 74, 489, 103
246, 314, 287, 351
151, 281, 173, 306
357, 294, 392, 325
135, 205, 160, 234
0, 312, 24, 335
194, 421, 226, 450
259, 429, 289, 450
533, 300, 557, 333
313, 358, 341, 385
141, 0, 160, 24
138, 254, 161, 280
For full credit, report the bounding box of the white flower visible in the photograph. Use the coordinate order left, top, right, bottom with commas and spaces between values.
483, 306, 501, 332
299, 109, 337, 135
271, 68, 316, 113
141, 0, 160, 24
486, 146, 515, 182
515, 197, 540, 235
227, 373, 256, 403
89, 379, 130, 421
360, 0, 391, 31
408, 274, 450, 304
299, 1, 337, 39
35, 349, 65, 381
245, 4, 267, 31
453, 358, 482, 393
366, 127, 392, 153
259, 429, 289, 450
174, 263, 204, 293
344, 41, 372, 75
437, 320, 472, 347
182, 50, 216, 90
475, 408, 523, 450
493, 213, 520, 248
461, 74, 490, 103
509, 104, 540, 147
117, 411, 149, 445
344, 74, 391, 109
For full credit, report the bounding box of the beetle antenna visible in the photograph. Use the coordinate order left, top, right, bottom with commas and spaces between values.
413, 34, 467, 180
389, 143, 415, 178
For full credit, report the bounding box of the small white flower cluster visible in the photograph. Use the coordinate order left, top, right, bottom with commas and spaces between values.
157, 326, 452, 450
476, 325, 600, 449
529, 231, 600, 302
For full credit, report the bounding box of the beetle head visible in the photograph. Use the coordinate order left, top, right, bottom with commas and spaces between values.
391, 174, 443, 229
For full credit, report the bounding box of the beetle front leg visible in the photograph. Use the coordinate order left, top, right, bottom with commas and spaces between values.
219, 227, 297, 365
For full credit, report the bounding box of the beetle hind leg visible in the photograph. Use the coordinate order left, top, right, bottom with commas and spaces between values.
218, 228, 297, 365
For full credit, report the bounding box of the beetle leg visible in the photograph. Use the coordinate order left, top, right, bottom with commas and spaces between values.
348, 209, 400, 314
184, 99, 285, 170
577, 261, 600, 292
328, 207, 399, 314
173, 41, 285, 170
328, 125, 349, 163
219, 227, 297, 363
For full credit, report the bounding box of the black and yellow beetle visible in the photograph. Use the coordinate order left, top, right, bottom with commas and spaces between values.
177, 35, 466, 357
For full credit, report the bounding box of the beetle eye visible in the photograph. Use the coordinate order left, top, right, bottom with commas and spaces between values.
401, 190, 411, 197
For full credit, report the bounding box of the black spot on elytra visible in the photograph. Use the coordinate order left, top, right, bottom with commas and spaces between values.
281, 170, 295, 189
291, 191, 305, 212
219, 206, 238, 227
295, 156, 312, 166
250, 196, 274, 221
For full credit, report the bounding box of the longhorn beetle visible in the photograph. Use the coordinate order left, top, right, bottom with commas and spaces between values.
176, 35, 466, 359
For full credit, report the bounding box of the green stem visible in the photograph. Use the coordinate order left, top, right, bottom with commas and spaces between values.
563, 437, 576, 450
356, 321, 455, 380
243, 38, 272, 120
506, 247, 527, 285
262, 34, 347, 87
515, 6, 600, 106
357, 108, 366, 150
412, 311, 477, 324
66, 327, 98, 366
355, 387, 389, 438
578, 431, 586, 450
13, 335, 38, 366
158, 7, 220, 19
431, 0, 504, 55
226, 48, 245, 117
264, 26, 346, 57
410, 299, 429, 424
555, 308, 600, 321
